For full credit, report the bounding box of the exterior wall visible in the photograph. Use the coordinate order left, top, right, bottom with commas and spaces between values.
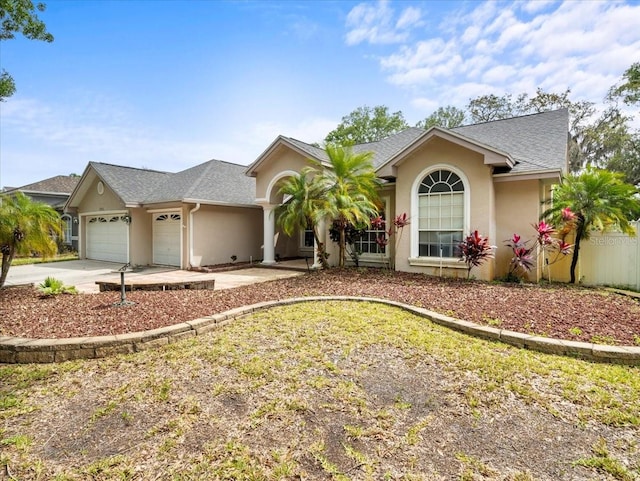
130, 207, 153, 266
79, 178, 124, 212
394, 137, 495, 280
191, 205, 263, 267
255, 148, 314, 202
494, 180, 542, 281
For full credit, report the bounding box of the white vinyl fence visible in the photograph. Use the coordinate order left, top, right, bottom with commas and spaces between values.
579, 221, 640, 290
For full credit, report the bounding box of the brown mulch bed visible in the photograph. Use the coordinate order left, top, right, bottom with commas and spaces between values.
1, 269, 639, 345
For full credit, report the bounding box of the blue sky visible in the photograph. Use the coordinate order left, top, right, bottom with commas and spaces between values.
1, 0, 639, 189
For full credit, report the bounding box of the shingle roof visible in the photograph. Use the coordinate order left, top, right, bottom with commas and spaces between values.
451, 109, 568, 173
89, 160, 256, 206
280, 109, 568, 176
90, 163, 171, 204
144, 159, 256, 205
8, 175, 81, 194
285, 128, 428, 169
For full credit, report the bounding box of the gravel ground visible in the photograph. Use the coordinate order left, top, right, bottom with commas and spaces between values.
2, 269, 639, 345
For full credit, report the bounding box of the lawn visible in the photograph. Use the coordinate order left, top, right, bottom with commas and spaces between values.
1, 301, 638, 480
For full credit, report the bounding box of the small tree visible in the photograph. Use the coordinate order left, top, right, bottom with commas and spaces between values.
1, 192, 62, 288
275, 168, 329, 268
458, 230, 494, 279
542, 167, 640, 283
315, 144, 381, 268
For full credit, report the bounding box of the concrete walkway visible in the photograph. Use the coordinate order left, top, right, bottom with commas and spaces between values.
4, 260, 304, 293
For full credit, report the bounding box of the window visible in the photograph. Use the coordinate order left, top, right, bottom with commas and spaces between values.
301, 224, 314, 248
61, 214, 72, 245
353, 212, 387, 255
417, 169, 465, 258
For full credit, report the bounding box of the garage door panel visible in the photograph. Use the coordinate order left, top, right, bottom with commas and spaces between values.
153, 213, 181, 266
86, 215, 128, 263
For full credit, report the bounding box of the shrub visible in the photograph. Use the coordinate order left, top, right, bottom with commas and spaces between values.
38, 276, 78, 296
458, 231, 494, 279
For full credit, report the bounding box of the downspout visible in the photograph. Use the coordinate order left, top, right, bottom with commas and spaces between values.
189, 203, 201, 269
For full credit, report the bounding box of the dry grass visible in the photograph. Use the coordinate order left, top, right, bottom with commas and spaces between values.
1, 301, 639, 480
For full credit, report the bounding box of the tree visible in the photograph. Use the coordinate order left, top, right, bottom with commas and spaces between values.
542, 167, 640, 284
416, 105, 466, 129
315, 145, 381, 268
0, 191, 62, 288
467, 93, 529, 123
325, 105, 409, 145
0, 0, 54, 101
609, 62, 640, 106
275, 168, 329, 268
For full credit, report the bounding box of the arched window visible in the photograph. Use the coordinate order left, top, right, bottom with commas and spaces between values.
417, 169, 465, 258
61, 214, 72, 245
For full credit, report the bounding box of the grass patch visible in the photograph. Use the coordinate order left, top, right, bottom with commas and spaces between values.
11, 253, 78, 266
0, 301, 638, 479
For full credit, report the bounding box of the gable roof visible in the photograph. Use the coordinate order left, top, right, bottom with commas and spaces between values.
247, 109, 569, 180
90, 163, 171, 204
144, 159, 256, 205
68, 160, 257, 209
451, 108, 568, 174
6, 175, 81, 195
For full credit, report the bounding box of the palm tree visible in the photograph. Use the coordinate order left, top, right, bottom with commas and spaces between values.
1, 192, 63, 288
275, 168, 329, 268
316, 144, 381, 268
542, 167, 640, 283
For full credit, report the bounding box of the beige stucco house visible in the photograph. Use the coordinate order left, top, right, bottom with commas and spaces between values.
247, 108, 570, 281
65, 160, 263, 268
67, 109, 569, 281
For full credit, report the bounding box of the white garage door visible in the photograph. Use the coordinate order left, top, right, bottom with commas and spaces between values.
153, 213, 181, 266
86, 215, 128, 263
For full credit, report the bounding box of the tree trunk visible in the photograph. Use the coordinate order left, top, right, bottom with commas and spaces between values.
569, 214, 585, 284
312, 229, 329, 269
0, 246, 16, 289
339, 227, 346, 268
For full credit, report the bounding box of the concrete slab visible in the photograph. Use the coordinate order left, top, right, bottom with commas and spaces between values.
5, 260, 304, 293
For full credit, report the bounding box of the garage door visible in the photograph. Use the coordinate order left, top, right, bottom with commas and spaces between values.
86, 215, 128, 263
153, 213, 181, 266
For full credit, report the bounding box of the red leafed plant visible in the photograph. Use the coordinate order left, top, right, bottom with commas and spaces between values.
458, 230, 495, 279
506, 214, 575, 282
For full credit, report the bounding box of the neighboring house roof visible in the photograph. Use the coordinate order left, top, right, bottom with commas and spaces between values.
6, 175, 81, 195
67, 159, 257, 209
247, 109, 569, 179
4, 175, 82, 209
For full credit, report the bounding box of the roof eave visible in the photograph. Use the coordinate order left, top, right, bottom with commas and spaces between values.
493, 169, 563, 183
245, 136, 324, 177
376, 127, 514, 177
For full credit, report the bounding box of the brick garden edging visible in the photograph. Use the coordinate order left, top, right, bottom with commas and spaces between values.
1, 296, 639, 365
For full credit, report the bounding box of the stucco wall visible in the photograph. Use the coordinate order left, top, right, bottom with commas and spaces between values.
129, 207, 153, 266
79, 178, 124, 213
191, 205, 263, 267
393, 137, 495, 280
494, 180, 540, 280
254, 148, 314, 202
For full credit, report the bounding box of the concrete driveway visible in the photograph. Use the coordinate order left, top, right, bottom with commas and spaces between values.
4, 259, 304, 293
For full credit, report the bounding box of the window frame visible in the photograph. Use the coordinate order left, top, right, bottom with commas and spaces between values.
356, 196, 390, 260
409, 165, 470, 263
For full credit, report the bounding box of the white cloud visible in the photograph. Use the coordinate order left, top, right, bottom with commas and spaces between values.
358, 0, 640, 116
345, 0, 423, 45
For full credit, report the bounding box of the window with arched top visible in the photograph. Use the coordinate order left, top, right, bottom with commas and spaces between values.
61, 214, 72, 245
417, 169, 465, 258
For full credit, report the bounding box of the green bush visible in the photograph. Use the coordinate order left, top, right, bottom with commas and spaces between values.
38, 277, 78, 296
